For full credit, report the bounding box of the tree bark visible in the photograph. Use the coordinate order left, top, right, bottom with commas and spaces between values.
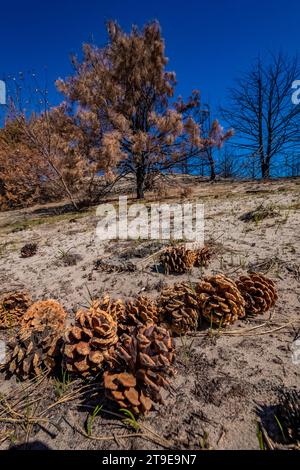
261, 160, 270, 178
264, 156, 271, 178
208, 153, 216, 181
136, 166, 145, 199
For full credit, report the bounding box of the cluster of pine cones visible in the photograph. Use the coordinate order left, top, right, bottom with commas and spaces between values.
0, 294, 176, 415
0, 270, 277, 415
159, 272, 277, 331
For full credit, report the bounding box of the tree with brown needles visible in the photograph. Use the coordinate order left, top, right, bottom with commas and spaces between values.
57, 21, 232, 199
0, 103, 86, 210
0, 72, 91, 210
221, 53, 300, 178
0, 118, 45, 209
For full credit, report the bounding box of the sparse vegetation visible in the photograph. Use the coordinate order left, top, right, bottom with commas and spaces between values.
240, 203, 280, 224
0, 177, 299, 451
56, 247, 82, 266
85, 404, 103, 437
54, 367, 72, 398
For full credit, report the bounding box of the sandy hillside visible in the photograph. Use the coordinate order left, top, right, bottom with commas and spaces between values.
0, 177, 299, 450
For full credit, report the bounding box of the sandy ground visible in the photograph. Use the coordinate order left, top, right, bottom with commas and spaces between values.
0, 177, 299, 450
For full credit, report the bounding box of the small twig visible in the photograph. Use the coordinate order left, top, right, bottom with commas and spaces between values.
41, 383, 100, 415
190, 319, 297, 338
0, 416, 48, 424
64, 413, 171, 448
136, 247, 167, 269
227, 321, 296, 337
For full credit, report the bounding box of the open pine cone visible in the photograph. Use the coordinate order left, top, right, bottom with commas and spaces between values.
194, 245, 213, 268
2, 325, 63, 379
105, 323, 175, 414
103, 371, 152, 414
0, 291, 31, 329
158, 283, 199, 335
236, 272, 277, 315
21, 300, 67, 333
92, 295, 126, 323
20, 243, 38, 258
63, 304, 118, 377
124, 296, 159, 329
196, 274, 245, 326
160, 245, 196, 274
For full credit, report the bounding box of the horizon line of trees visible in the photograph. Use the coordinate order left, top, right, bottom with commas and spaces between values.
0, 21, 299, 211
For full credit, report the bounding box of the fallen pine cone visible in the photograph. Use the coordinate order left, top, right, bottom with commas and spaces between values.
196, 274, 245, 326
158, 282, 199, 335
21, 299, 67, 333
160, 245, 196, 274
0, 291, 31, 329
92, 295, 126, 323
103, 371, 152, 414
94, 259, 136, 273
194, 245, 213, 268
124, 296, 159, 329
63, 303, 118, 377
2, 300, 67, 378
236, 272, 277, 315
2, 325, 64, 379
104, 323, 175, 414
20, 243, 38, 258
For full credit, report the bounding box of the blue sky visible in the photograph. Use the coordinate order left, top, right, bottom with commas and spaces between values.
0, 0, 299, 114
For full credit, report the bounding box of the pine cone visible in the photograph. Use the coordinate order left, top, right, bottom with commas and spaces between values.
276, 389, 300, 444
3, 326, 63, 379
236, 272, 277, 315
92, 295, 126, 323
94, 260, 136, 273
158, 283, 199, 335
0, 291, 31, 329
103, 372, 152, 414
63, 304, 118, 377
105, 323, 175, 414
194, 245, 213, 268
21, 300, 67, 333
125, 296, 159, 329
160, 246, 196, 274
196, 274, 245, 326
20, 243, 38, 258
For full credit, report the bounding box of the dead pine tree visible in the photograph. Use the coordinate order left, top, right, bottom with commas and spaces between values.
221, 53, 300, 179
